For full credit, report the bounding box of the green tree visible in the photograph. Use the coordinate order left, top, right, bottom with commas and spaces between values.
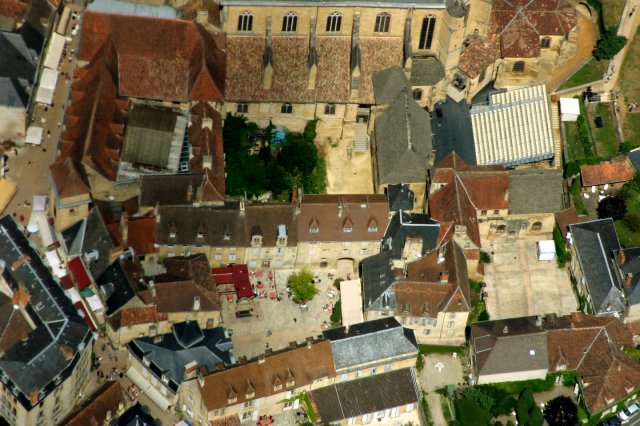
620, 142, 634, 154
564, 161, 581, 178
456, 398, 492, 426
278, 139, 319, 177
543, 396, 578, 426
330, 299, 342, 325
597, 195, 627, 220
303, 119, 318, 142
593, 31, 627, 60
300, 157, 327, 194
623, 212, 640, 232
288, 268, 320, 303
265, 160, 290, 196
479, 251, 492, 264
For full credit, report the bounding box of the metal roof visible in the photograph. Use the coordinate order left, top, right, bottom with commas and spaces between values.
470, 85, 554, 166
87, 0, 178, 18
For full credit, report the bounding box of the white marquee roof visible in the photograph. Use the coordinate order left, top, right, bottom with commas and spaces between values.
471, 84, 554, 166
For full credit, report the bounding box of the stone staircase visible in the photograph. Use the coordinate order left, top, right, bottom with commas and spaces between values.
550, 102, 562, 168
353, 122, 369, 152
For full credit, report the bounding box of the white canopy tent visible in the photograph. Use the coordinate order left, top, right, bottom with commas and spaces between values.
537, 240, 556, 261
35, 68, 59, 105
25, 126, 43, 145
43, 32, 65, 70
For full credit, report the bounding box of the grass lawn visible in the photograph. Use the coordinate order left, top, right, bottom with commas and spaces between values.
619, 26, 640, 146
602, 0, 627, 30
558, 58, 608, 90
616, 191, 640, 247
299, 392, 317, 423
564, 121, 585, 162
419, 344, 464, 355
440, 395, 453, 424
589, 103, 619, 158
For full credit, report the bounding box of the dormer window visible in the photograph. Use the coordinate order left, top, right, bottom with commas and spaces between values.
245, 380, 255, 399
273, 374, 283, 391
169, 224, 177, 239
196, 232, 203, 239
227, 387, 237, 404
367, 217, 378, 233
309, 217, 320, 234
285, 369, 295, 387
310, 226, 319, 233
252, 235, 262, 246
224, 233, 231, 241
343, 216, 353, 233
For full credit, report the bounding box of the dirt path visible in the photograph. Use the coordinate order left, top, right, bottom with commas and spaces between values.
547, 12, 599, 92
425, 391, 447, 426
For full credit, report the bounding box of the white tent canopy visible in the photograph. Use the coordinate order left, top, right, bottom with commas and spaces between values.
559, 98, 580, 122
43, 32, 65, 70
25, 126, 43, 145
340, 278, 364, 327
35, 68, 59, 105
537, 240, 556, 261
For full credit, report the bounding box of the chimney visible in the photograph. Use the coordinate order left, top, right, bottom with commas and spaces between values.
149, 280, 156, 297
265, 347, 273, 356
617, 250, 626, 265
289, 341, 297, 350
193, 295, 201, 311
439, 270, 449, 283
216, 362, 226, 372
184, 361, 199, 379
626, 272, 633, 286
196, 9, 209, 24
119, 212, 129, 244
155, 201, 161, 224
186, 184, 194, 203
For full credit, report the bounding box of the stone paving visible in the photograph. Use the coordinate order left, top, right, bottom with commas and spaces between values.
483, 237, 577, 320
224, 268, 343, 359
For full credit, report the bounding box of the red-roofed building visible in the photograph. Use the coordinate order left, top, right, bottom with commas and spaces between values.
67, 257, 92, 289
580, 158, 636, 188
212, 265, 254, 300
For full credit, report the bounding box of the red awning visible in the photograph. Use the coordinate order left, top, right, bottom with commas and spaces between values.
212, 264, 253, 299
68, 257, 91, 289
74, 301, 97, 331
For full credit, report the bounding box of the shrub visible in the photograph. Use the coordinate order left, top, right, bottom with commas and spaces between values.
564, 161, 581, 178
553, 225, 570, 268
620, 142, 634, 153
593, 31, 627, 60
330, 299, 342, 325
479, 251, 492, 264
597, 195, 627, 220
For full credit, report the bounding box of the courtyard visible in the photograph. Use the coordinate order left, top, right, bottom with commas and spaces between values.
483, 237, 577, 320
222, 268, 344, 359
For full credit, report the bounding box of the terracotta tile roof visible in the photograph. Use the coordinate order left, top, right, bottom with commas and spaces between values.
199, 340, 335, 410
459, 173, 510, 210
126, 215, 158, 255
627, 319, 640, 335
0, 293, 31, 353
297, 194, 389, 242
358, 37, 404, 104
488, 0, 577, 58
49, 157, 91, 200
555, 206, 580, 238
138, 280, 219, 314
64, 382, 126, 426
61, 41, 128, 180
459, 37, 498, 79
398, 239, 471, 315
79, 12, 224, 102
209, 415, 241, 426
580, 159, 636, 187
108, 305, 167, 329
162, 253, 218, 296
0, 0, 28, 29
244, 204, 299, 246
189, 102, 225, 200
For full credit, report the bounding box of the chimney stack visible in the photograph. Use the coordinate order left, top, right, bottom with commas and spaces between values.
193, 295, 201, 311
186, 184, 194, 203
617, 250, 626, 265
155, 202, 161, 224
149, 280, 156, 297
119, 212, 129, 244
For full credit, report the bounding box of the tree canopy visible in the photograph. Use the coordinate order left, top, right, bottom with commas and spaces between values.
288, 268, 320, 303
597, 195, 627, 221
543, 396, 578, 426
593, 31, 627, 60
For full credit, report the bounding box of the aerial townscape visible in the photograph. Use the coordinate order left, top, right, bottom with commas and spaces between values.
4, 0, 640, 425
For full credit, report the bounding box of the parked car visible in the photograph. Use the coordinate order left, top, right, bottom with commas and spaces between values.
599, 416, 621, 426
619, 403, 640, 423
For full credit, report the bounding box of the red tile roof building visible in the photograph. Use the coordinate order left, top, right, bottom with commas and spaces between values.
580, 158, 636, 187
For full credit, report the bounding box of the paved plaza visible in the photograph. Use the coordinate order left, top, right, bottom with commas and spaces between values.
224, 268, 344, 359
483, 237, 577, 320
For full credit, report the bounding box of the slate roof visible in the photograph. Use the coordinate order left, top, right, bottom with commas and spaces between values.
96, 259, 142, 316
297, 195, 389, 243
112, 403, 156, 426
508, 169, 564, 214
372, 66, 409, 105
387, 183, 415, 213
410, 56, 445, 86
361, 251, 396, 311
382, 212, 441, 259
0, 216, 92, 410
60, 208, 114, 278
0, 30, 37, 108
374, 71, 434, 184
580, 159, 636, 187
79, 12, 224, 102
569, 219, 625, 315
628, 149, 640, 171
431, 98, 476, 165
322, 318, 417, 370
198, 340, 335, 410
128, 322, 234, 393
488, 0, 577, 58
471, 314, 570, 377
311, 368, 420, 423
